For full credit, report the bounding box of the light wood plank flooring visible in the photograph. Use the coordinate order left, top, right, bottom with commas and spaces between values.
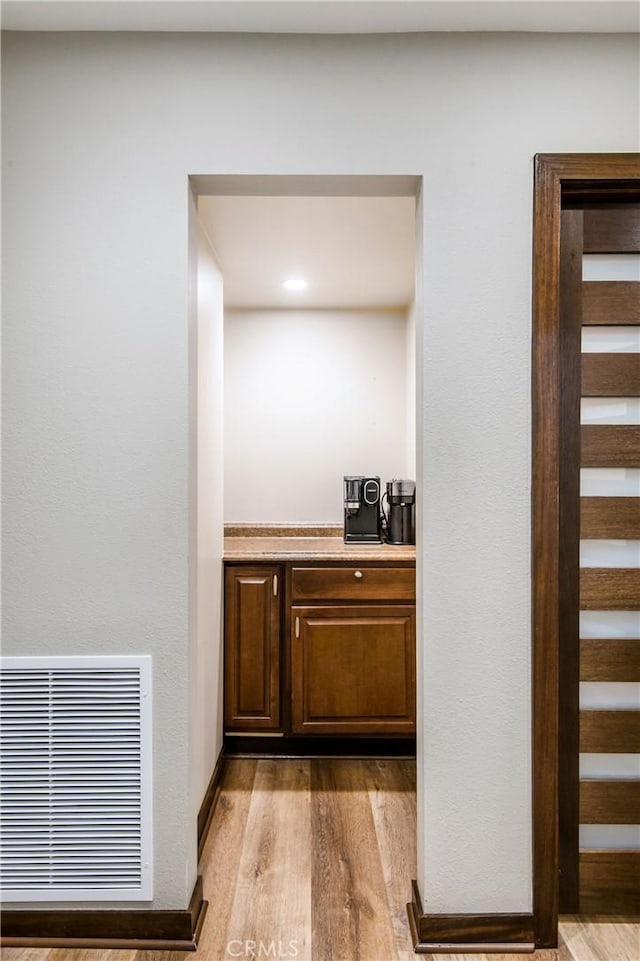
2, 758, 638, 961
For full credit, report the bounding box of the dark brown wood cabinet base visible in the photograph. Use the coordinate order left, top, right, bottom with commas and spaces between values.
224, 559, 416, 739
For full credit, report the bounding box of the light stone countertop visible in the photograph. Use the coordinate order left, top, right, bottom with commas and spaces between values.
223, 536, 416, 562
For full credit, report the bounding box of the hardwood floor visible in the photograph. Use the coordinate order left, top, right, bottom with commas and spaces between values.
2, 758, 638, 961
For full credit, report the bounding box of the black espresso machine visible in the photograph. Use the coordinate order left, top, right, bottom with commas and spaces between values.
343, 476, 381, 543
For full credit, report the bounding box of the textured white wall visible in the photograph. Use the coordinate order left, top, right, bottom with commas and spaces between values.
405, 301, 417, 476
195, 228, 225, 803
224, 308, 411, 523
2, 30, 638, 911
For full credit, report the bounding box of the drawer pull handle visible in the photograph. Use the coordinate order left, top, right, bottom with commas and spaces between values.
273, 574, 278, 597
295, 616, 300, 639
354, 570, 363, 579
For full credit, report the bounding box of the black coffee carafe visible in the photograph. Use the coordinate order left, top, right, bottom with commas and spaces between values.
385, 479, 416, 545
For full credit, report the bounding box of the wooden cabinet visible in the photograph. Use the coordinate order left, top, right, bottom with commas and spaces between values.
223, 559, 415, 738
291, 605, 415, 734
224, 565, 281, 730
289, 562, 415, 734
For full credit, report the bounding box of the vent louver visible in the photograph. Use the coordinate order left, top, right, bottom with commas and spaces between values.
0, 656, 152, 901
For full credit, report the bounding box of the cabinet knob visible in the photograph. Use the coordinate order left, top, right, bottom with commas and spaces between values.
354, 570, 363, 579
273, 574, 278, 597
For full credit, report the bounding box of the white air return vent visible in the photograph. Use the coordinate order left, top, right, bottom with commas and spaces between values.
0, 655, 152, 901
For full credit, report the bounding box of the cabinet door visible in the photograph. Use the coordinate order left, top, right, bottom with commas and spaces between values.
224, 565, 281, 730
291, 605, 415, 735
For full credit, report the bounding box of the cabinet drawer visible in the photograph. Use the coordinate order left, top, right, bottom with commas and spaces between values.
291, 566, 415, 602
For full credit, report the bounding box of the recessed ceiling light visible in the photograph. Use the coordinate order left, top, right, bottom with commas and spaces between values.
282, 277, 309, 292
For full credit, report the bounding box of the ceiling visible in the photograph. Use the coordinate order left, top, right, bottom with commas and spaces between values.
198, 195, 415, 309
3, 1, 638, 33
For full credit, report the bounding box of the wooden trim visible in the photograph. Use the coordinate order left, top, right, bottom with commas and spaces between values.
557, 207, 583, 913
580, 638, 640, 681
0, 875, 208, 950
532, 152, 563, 949
579, 851, 640, 915
580, 567, 640, 610
581, 497, 640, 539
580, 779, 640, 824
583, 205, 640, 253
581, 424, 640, 467
197, 749, 226, 859
580, 709, 640, 753
532, 152, 640, 948
582, 281, 640, 325
407, 881, 534, 953
0, 938, 201, 950
582, 353, 640, 397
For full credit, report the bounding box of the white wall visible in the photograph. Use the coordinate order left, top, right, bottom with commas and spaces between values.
224, 308, 411, 524
405, 300, 417, 475
2, 30, 638, 912
195, 226, 225, 803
